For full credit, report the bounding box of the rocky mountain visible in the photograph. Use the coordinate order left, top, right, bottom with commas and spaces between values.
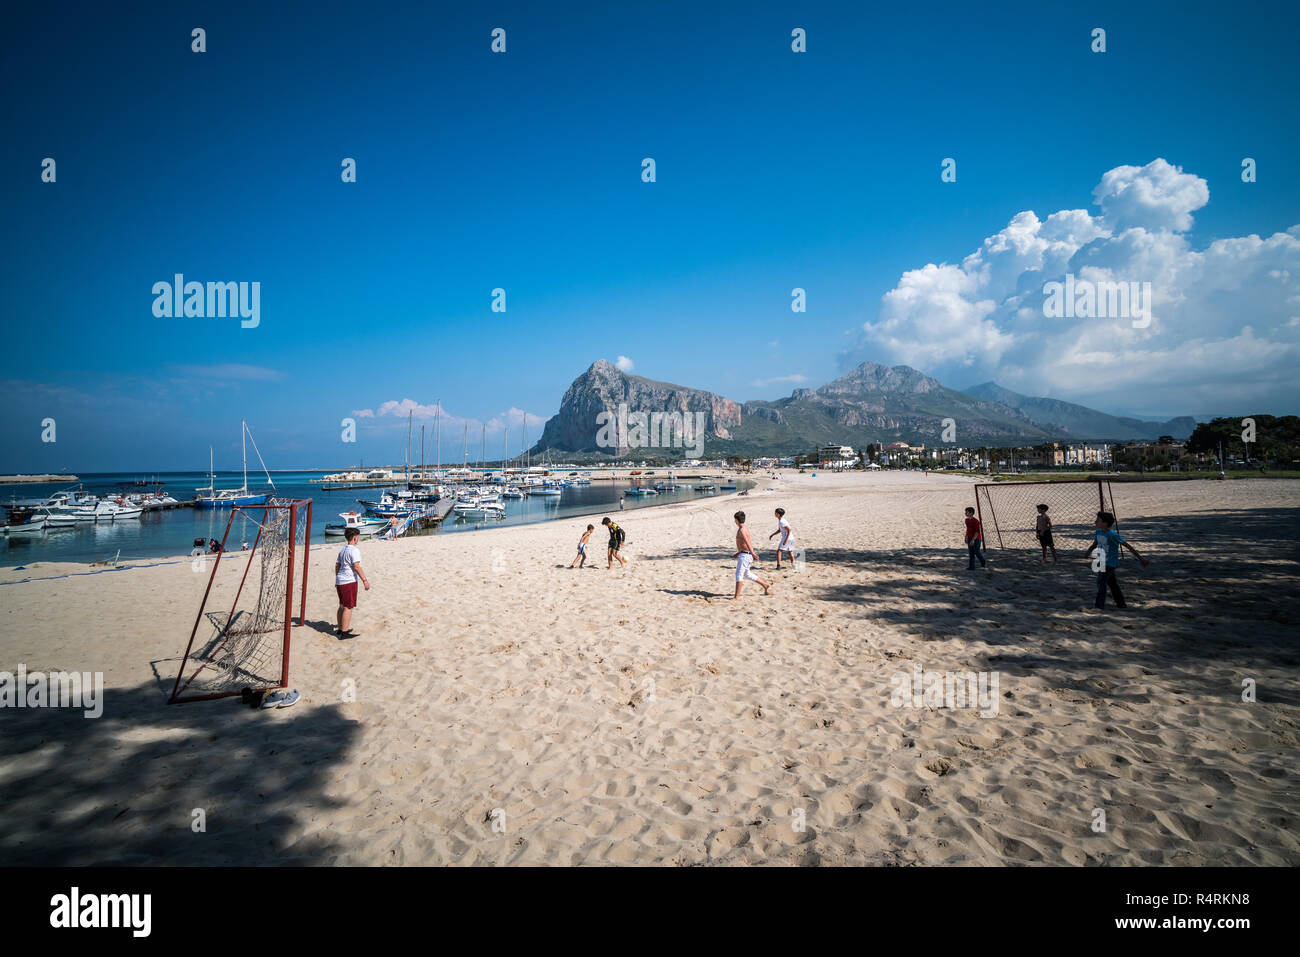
531, 360, 1196, 458
533, 359, 741, 454
962, 382, 1197, 441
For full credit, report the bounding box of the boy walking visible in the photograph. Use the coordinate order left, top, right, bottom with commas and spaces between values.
602, 516, 627, 569
733, 510, 772, 598
1084, 511, 1149, 609
768, 507, 796, 570
571, 524, 594, 568
1036, 504, 1057, 563
964, 506, 987, 569
335, 527, 370, 638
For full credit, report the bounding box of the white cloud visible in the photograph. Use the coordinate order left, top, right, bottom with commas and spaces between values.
364, 399, 546, 436
850, 159, 1300, 414
615, 355, 635, 372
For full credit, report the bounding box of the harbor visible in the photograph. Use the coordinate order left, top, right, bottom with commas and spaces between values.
0, 467, 752, 565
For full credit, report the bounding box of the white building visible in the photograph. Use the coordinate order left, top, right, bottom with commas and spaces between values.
818, 445, 859, 469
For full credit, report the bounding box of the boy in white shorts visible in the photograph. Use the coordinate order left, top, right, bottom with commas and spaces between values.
733, 510, 772, 599
769, 507, 795, 569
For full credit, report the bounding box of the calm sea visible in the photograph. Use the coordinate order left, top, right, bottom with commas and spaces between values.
1, 471, 752, 566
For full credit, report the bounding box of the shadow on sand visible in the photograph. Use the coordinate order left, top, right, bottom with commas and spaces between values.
0, 678, 361, 865
668, 504, 1300, 702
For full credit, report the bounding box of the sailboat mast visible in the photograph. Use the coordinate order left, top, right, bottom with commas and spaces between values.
241, 419, 248, 491
436, 399, 441, 472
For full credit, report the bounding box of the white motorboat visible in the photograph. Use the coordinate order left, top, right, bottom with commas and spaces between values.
501, 486, 524, 499
39, 491, 98, 512
454, 500, 505, 518
72, 501, 143, 522
324, 511, 389, 537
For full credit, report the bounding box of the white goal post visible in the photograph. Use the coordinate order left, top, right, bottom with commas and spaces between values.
974, 479, 1118, 550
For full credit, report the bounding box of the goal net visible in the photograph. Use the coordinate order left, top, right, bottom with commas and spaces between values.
170, 498, 312, 703
974, 480, 1117, 550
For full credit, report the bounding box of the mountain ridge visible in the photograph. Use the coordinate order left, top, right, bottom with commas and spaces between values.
530, 360, 1198, 457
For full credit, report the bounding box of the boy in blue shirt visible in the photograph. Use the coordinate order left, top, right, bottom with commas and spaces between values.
1084, 511, 1149, 609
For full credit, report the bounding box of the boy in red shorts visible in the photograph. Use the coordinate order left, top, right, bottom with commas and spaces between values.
335, 527, 370, 638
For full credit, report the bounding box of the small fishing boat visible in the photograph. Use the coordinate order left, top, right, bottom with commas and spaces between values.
531, 485, 562, 497
720, 484, 737, 490
693, 484, 717, 492
3, 519, 47, 534
324, 511, 389, 537
624, 487, 657, 496
2, 507, 47, 534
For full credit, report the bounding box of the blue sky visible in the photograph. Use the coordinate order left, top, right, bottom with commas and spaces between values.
3, 0, 1298, 470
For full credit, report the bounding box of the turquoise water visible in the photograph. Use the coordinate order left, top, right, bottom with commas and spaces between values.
1, 471, 749, 566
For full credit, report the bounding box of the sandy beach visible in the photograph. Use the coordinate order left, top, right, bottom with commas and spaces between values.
1, 471, 1297, 866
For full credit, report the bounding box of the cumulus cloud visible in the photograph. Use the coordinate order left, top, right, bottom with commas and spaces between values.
615, 355, 635, 372
358, 399, 546, 436
849, 159, 1300, 414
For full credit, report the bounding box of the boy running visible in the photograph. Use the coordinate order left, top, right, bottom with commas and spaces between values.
1036, 504, 1057, 563
964, 506, 987, 569
571, 524, 594, 568
602, 516, 627, 569
335, 527, 371, 638
768, 507, 796, 570
1084, 511, 1149, 609
733, 510, 772, 598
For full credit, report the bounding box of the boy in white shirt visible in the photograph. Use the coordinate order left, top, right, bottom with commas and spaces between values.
335, 528, 371, 638
768, 508, 795, 570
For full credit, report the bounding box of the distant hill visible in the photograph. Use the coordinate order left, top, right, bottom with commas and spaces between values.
962, 382, 1197, 441
531, 361, 1199, 457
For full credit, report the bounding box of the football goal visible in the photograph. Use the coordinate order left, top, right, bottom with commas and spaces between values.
169, 498, 312, 704
974, 480, 1117, 550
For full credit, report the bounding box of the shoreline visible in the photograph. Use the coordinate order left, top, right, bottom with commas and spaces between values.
0, 482, 757, 578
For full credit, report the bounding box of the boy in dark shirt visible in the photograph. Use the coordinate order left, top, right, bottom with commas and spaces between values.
602, 516, 627, 569
1036, 504, 1057, 563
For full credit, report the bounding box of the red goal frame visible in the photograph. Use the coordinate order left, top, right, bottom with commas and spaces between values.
169, 498, 312, 704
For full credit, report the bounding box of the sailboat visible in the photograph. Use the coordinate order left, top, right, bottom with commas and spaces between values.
195, 420, 276, 508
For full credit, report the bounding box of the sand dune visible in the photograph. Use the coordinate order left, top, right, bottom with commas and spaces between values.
1, 471, 1296, 865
